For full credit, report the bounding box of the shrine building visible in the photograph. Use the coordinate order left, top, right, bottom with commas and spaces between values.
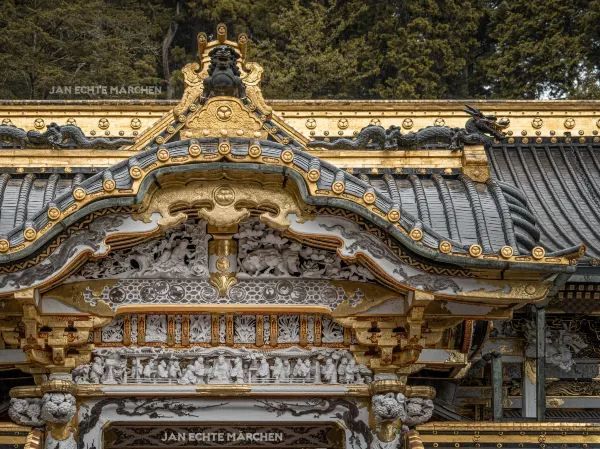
1, 24, 600, 449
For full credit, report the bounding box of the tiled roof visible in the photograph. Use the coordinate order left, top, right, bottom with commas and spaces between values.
488, 140, 600, 262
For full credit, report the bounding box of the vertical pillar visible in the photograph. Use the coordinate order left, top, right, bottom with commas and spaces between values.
535, 306, 546, 421
490, 352, 503, 421
521, 359, 536, 418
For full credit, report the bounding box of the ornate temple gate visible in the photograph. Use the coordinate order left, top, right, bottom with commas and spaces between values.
1, 24, 589, 449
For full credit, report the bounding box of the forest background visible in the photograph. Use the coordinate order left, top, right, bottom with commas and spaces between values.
1, 0, 598, 100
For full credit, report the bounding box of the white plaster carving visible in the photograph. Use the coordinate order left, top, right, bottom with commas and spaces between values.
277, 314, 300, 343
145, 315, 167, 343
236, 220, 374, 282
86, 278, 357, 310
263, 314, 271, 344
371, 393, 433, 429
322, 317, 344, 343
219, 315, 226, 344
40, 393, 77, 424
234, 315, 256, 344
73, 347, 371, 385
525, 321, 588, 372
9, 398, 43, 427
101, 316, 124, 343
189, 314, 211, 343
70, 220, 209, 281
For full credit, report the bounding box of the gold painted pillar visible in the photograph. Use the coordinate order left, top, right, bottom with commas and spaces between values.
208, 224, 238, 297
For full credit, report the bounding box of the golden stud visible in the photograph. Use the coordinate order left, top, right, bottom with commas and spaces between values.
167, 125, 176, 134
47, 207, 61, 220
281, 149, 294, 163
500, 246, 514, 258
188, 143, 202, 157
307, 169, 320, 182
130, 118, 142, 129
439, 241, 452, 254
72, 187, 86, 201
103, 179, 116, 192
178, 114, 187, 122
332, 181, 345, 194
387, 209, 400, 222
248, 144, 262, 158
362, 191, 376, 204
23, 227, 37, 241
218, 142, 231, 155
155, 136, 165, 144
305, 118, 317, 129
532, 246, 545, 260
129, 166, 142, 179
157, 148, 170, 162
409, 228, 423, 241
525, 285, 537, 295
469, 244, 483, 257
0, 239, 9, 253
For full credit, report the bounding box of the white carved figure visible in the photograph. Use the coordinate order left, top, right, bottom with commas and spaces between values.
178, 364, 198, 385
90, 357, 104, 383
403, 397, 434, 428
73, 347, 371, 385
70, 221, 210, 281
271, 357, 284, 382
209, 355, 232, 383
257, 356, 270, 383
157, 360, 169, 381
9, 398, 43, 427
192, 357, 206, 383
282, 360, 291, 383
145, 315, 168, 343
40, 393, 76, 424
344, 359, 360, 384
323, 358, 338, 384
168, 359, 182, 379
372, 393, 405, 422
337, 357, 348, 380
525, 321, 588, 372
72, 364, 90, 384
231, 357, 245, 384
143, 359, 156, 379
131, 358, 144, 381
235, 219, 374, 281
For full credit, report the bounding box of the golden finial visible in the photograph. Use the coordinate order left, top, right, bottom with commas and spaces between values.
216, 23, 227, 43
197, 32, 207, 58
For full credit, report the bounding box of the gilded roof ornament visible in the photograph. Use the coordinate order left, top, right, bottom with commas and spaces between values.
174, 23, 271, 117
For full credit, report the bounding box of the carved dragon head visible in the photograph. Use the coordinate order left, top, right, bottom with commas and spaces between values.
464, 105, 510, 140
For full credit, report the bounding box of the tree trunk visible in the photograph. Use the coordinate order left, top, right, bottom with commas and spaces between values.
162, 1, 181, 99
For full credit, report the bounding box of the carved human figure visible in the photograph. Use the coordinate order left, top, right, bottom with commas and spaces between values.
344, 359, 358, 384
101, 358, 119, 384
281, 360, 291, 383
168, 359, 182, 379
337, 357, 348, 381
292, 359, 311, 382
157, 360, 169, 381
231, 357, 245, 384
323, 358, 338, 384
192, 357, 206, 384
271, 357, 284, 382
143, 359, 156, 380
257, 356, 270, 383
178, 364, 198, 385
73, 365, 90, 384
90, 357, 104, 383
209, 355, 232, 384
131, 359, 143, 381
